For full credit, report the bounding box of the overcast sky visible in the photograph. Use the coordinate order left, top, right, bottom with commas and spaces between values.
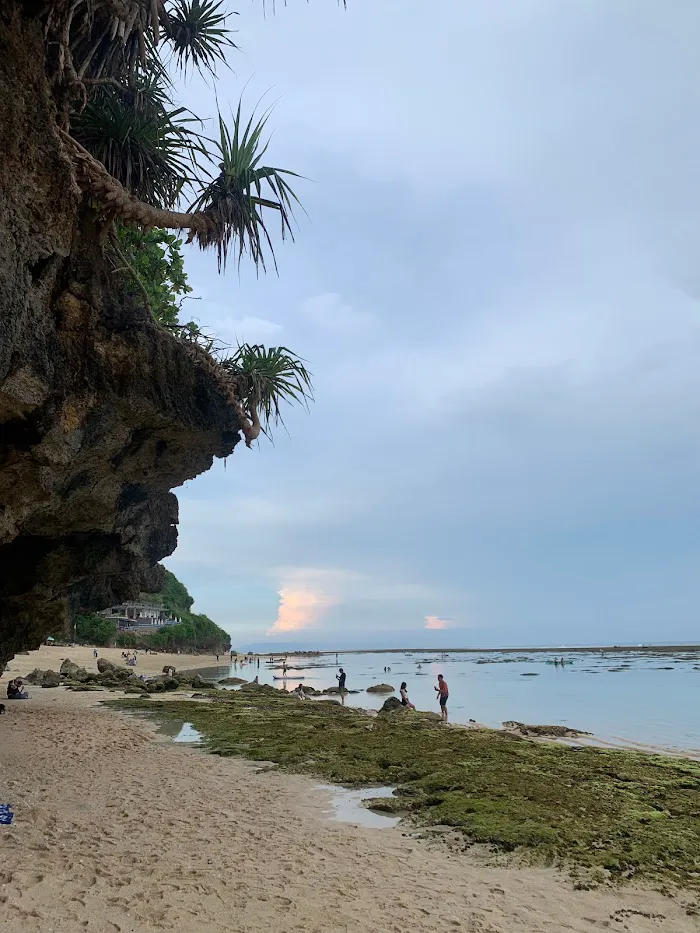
165, 0, 700, 651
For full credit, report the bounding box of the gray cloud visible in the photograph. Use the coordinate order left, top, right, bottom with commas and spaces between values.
166, 0, 700, 649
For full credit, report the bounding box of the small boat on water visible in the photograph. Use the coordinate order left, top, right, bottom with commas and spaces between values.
273, 675, 305, 681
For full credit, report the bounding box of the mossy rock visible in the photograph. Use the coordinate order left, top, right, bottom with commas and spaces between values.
367, 683, 395, 694
237, 682, 277, 695
218, 677, 248, 685
502, 721, 590, 738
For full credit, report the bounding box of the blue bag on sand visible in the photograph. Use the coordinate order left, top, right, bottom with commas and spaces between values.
0, 804, 14, 824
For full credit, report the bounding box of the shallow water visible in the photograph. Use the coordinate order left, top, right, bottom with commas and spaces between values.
201, 648, 700, 752
155, 720, 204, 744
316, 784, 400, 829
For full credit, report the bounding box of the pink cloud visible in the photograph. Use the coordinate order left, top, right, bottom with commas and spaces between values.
267, 586, 336, 634
266, 568, 349, 636
425, 615, 452, 630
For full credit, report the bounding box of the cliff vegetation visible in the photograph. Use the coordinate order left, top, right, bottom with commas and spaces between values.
74, 567, 231, 651
0, 0, 329, 671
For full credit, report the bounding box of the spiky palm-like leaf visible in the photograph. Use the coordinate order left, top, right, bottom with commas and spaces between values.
190, 104, 303, 269
165, 0, 238, 74
72, 79, 205, 207
220, 343, 313, 437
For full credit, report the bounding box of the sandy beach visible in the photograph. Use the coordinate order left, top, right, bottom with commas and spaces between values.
1, 655, 698, 933
3, 644, 227, 681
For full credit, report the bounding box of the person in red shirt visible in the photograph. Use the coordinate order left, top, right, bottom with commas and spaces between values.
434, 674, 449, 722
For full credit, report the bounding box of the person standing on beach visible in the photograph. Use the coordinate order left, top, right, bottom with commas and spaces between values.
336, 668, 347, 706
434, 674, 449, 722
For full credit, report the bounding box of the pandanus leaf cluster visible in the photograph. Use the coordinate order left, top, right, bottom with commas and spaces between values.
37, 0, 344, 441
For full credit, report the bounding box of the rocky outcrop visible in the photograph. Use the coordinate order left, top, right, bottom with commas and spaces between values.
0, 4, 242, 673
380, 696, 403, 712
24, 668, 47, 685
502, 721, 591, 738
366, 684, 395, 694
41, 670, 61, 687
60, 658, 91, 682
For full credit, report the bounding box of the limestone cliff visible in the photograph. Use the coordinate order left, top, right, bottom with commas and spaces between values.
0, 3, 242, 671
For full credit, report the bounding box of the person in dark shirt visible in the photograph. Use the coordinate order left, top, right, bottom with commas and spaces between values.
7, 679, 28, 700
336, 668, 347, 705
434, 674, 449, 722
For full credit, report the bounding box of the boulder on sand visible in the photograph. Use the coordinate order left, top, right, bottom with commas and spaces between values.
366, 683, 395, 694
24, 668, 46, 684
41, 670, 61, 687
60, 658, 91, 682
96, 659, 131, 682
380, 696, 403, 712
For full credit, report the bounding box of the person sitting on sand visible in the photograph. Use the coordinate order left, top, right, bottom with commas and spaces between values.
400, 682, 415, 710
7, 678, 29, 700
434, 674, 449, 722
294, 683, 307, 700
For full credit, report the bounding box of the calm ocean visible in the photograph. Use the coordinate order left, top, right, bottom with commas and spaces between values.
201, 648, 700, 754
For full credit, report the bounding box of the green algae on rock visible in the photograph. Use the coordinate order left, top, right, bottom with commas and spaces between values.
107, 690, 700, 890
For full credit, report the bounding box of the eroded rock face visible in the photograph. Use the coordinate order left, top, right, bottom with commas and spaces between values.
0, 3, 242, 672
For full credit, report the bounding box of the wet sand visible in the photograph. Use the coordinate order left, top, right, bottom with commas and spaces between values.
0, 686, 697, 933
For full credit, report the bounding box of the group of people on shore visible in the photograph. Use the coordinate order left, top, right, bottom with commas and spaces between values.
291, 667, 450, 722
229, 654, 260, 669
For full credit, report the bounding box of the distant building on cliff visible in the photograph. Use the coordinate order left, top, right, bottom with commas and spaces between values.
99, 600, 180, 633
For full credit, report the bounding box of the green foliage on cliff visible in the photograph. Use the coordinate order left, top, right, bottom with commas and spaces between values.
74, 568, 230, 652
138, 568, 230, 652
75, 612, 117, 646
116, 226, 192, 326
53, 0, 327, 446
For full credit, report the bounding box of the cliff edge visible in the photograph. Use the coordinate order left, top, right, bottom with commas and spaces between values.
0, 4, 242, 671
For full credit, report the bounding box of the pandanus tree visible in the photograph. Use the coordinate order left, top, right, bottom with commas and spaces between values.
38, 0, 339, 443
